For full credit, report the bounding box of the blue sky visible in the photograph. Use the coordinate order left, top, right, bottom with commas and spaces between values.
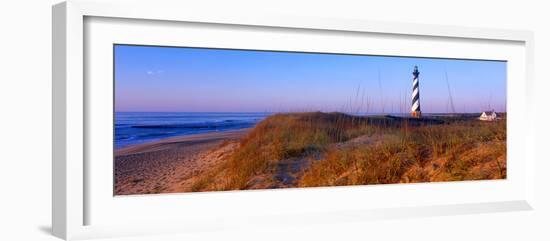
114, 45, 506, 113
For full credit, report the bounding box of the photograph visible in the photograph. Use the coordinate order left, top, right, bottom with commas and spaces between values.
114, 44, 507, 195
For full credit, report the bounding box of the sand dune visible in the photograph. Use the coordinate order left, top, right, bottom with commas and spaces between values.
115, 112, 506, 195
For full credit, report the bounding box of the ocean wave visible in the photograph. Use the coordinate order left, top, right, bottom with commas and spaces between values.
130, 121, 254, 129
115, 112, 269, 149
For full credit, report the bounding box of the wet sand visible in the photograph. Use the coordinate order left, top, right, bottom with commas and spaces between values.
114, 129, 249, 195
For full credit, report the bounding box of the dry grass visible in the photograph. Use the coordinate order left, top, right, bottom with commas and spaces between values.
301, 117, 506, 187
190, 112, 506, 192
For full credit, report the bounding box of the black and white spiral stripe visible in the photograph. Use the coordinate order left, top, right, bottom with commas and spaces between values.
411, 66, 421, 113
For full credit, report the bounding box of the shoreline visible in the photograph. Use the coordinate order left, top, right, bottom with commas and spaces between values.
115, 128, 250, 156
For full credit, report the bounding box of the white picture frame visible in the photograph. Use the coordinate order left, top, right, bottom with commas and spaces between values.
52, 0, 536, 240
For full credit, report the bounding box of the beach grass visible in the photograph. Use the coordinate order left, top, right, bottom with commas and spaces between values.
300, 116, 506, 187
190, 112, 506, 192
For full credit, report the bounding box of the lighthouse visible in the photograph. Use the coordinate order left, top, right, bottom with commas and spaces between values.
411, 66, 421, 118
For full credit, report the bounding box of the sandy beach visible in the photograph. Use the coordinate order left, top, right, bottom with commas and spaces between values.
114, 129, 249, 195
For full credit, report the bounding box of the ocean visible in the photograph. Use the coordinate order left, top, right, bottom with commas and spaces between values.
115, 112, 270, 149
